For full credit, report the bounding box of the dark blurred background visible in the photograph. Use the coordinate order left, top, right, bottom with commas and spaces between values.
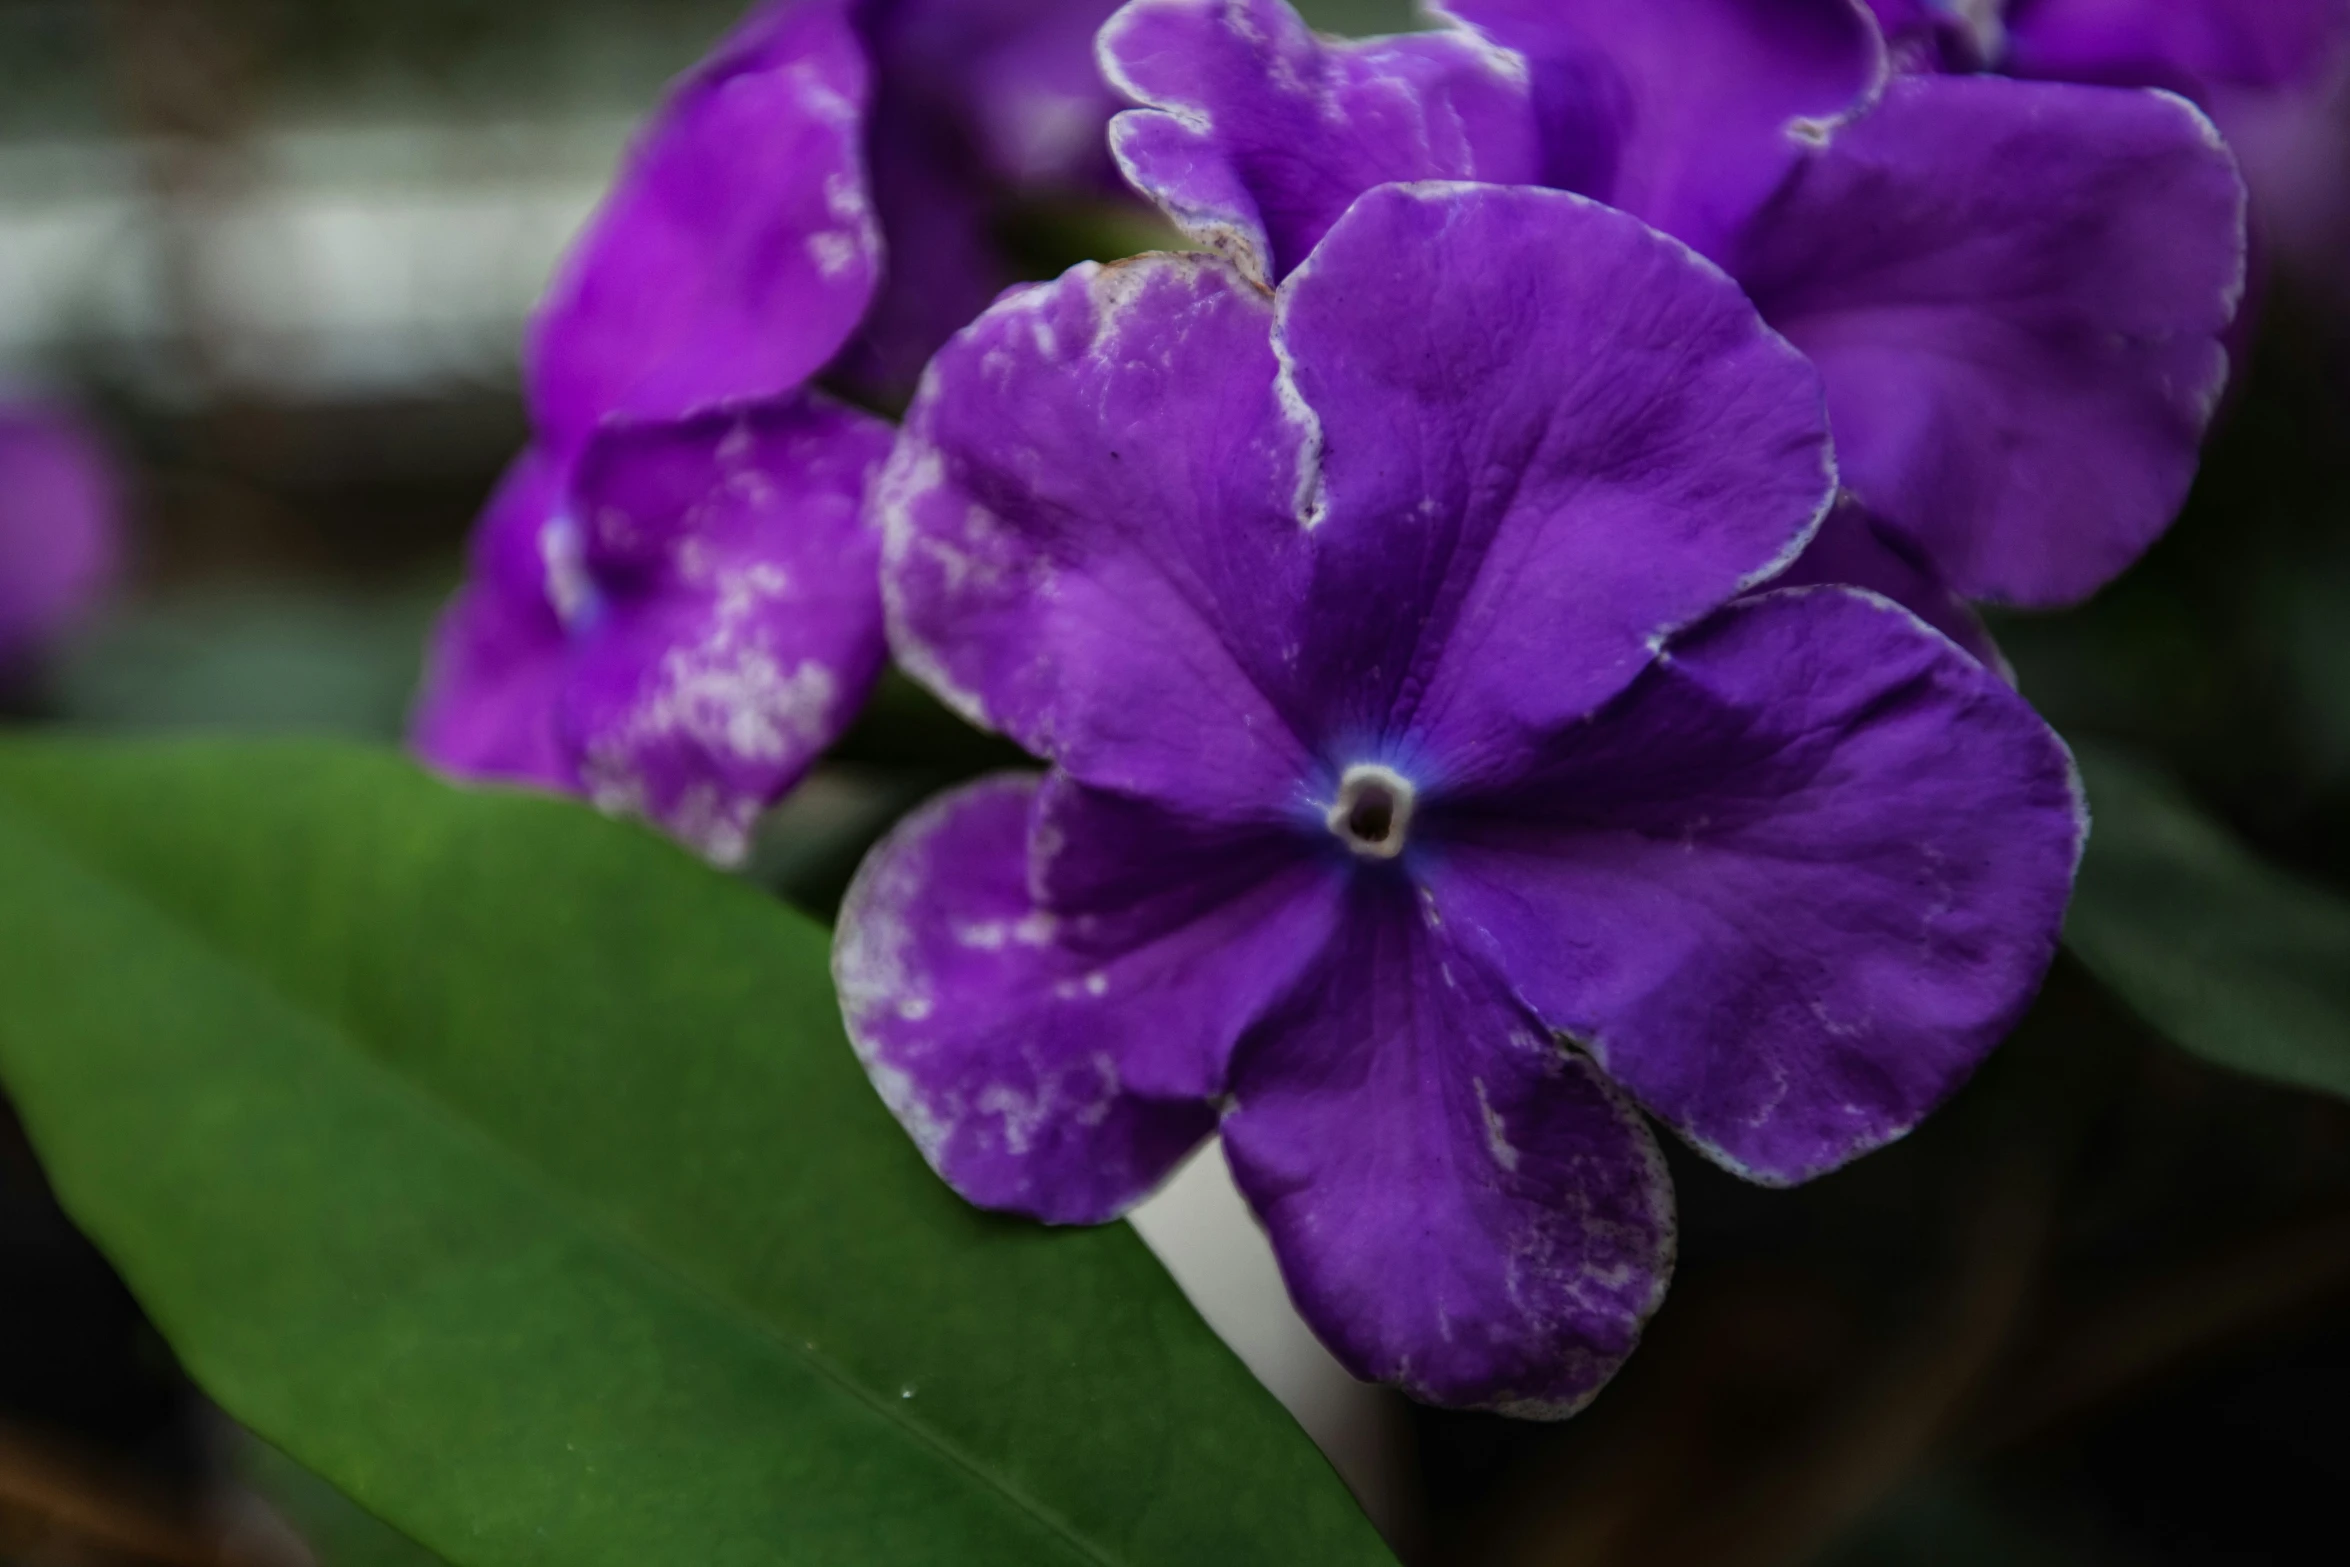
4, 2, 2350, 1564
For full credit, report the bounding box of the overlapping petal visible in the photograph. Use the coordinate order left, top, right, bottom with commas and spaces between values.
2004, 0, 2350, 96
525, 0, 879, 450
1277, 184, 1834, 783
1222, 874, 1674, 1416
832, 84, 1013, 397
1763, 498, 2002, 670
1440, 0, 1885, 261
1731, 74, 2246, 605
878, 252, 1321, 816
1421, 588, 2083, 1185
835, 773, 1342, 1222
1861, 0, 1998, 71
558, 396, 893, 865
1102, 0, 1539, 281
410, 449, 576, 791
872, 0, 1129, 189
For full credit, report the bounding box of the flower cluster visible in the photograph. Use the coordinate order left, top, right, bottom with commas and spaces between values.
412, 0, 1126, 863
1104, 0, 2248, 617
417, 0, 2271, 1414
1868, 0, 2349, 98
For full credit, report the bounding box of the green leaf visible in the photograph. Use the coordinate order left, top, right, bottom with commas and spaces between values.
2064, 741, 2350, 1101
0, 737, 1389, 1567
238, 1437, 450, 1567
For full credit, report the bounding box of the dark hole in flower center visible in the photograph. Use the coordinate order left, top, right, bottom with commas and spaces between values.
1346, 787, 1397, 845
1328, 765, 1414, 860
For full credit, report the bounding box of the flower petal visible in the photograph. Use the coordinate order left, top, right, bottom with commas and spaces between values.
830, 92, 1008, 398
1762, 497, 2005, 671
1861, 1, 1996, 73
2004, 0, 2350, 96
558, 396, 892, 865
1222, 874, 1674, 1417
1421, 587, 2084, 1186
1731, 74, 2247, 606
878, 252, 1322, 817
836, 773, 1341, 1223
410, 448, 576, 791
1102, 0, 1539, 281
525, 0, 879, 450
872, 0, 1128, 190
1273, 183, 1833, 786
1441, 0, 1885, 261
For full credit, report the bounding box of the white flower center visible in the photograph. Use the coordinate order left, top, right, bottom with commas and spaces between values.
1328, 764, 1414, 860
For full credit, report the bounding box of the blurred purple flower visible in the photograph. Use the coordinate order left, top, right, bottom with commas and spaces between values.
0, 403, 120, 670
837, 186, 2084, 1414
414, 0, 1125, 860
414, 403, 893, 865
1870, 0, 2350, 306
1867, 0, 2350, 99
851, 0, 1132, 391
1102, 0, 2247, 619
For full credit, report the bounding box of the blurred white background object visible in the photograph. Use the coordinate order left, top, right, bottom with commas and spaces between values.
1129, 1139, 1425, 1556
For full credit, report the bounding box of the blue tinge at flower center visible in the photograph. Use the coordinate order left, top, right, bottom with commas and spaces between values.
1329, 763, 1414, 860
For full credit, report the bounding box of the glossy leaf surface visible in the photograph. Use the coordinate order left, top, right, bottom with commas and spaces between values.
0, 737, 1389, 1567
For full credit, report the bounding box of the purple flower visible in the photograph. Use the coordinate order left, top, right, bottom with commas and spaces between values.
1101, 0, 2247, 614
524, 0, 1127, 434
1867, 0, 2350, 99
0, 403, 120, 669
835, 185, 2085, 1414
1868, 1, 2350, 310
850, 0, 1134, 392
414, 401, 892, 864
415, 0, 1125, 858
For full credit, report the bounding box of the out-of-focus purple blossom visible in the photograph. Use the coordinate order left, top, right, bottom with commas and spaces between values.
0, 403, 121, 670
414, 401, 893, 864
1869, 0, 2350, 307
837, 186, 2084, 1415
1863, 0, 2350, 100
1102, 0, 2247, 621
416, 0, 1128, 859
525, 0, 1130, 434
849, 0, 1133, 390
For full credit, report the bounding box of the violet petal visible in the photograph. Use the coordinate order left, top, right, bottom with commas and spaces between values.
1102, 0, 1540, 281
2004, 0, 2350, 97
872, 0, 1129, 190
835, 772, 1341, 1222
410, 448, 577, 792
1276, 182, 1834, 786
1441, 0, 1885, 262
1861, 1, 1999, 73
1422, 587, 2084, 1186
1763, 497, 2005, 672
560, 395, 894, 865
525, 0, 879, 450
878, 252, 1321, 818
1732, 74, 2246, 606
830, 86, 1010, 398
1222, 873, 1674, 1417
